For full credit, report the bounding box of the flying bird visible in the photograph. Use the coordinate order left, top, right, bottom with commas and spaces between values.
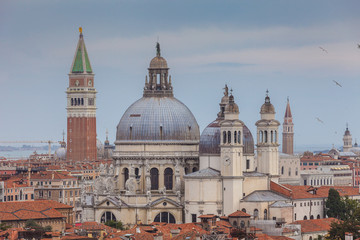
333, 80, 342, 87
316, 117, 324, 124
319, 46, 328, 53
358, 44, 360, 49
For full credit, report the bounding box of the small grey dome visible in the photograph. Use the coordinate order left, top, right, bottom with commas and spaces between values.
199, 120, 254, 155
260, 96, 275, 114
55, 147, 66, 160
116, 97, 199, 142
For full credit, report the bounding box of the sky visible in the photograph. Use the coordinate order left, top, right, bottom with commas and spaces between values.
1, 0, 360, 152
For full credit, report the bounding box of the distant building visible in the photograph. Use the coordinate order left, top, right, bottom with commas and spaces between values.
282, 98, 294, 155
0, 200, 73, 232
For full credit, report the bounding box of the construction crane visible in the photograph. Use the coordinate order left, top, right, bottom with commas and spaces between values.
0, 140, 61, 158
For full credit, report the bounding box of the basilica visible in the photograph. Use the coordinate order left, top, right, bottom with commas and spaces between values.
70, 31, 295, 225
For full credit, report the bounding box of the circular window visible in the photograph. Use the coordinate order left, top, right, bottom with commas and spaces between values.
163, 202, 167, 206
106, 201, 110, 206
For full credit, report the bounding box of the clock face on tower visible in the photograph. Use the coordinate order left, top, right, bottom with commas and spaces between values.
88, 80, 92, 86
224, 157, 231, 166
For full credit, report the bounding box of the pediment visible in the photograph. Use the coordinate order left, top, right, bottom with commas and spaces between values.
147, 197, 182, 208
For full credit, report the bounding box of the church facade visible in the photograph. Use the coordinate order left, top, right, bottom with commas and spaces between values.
74, 31, 298, 226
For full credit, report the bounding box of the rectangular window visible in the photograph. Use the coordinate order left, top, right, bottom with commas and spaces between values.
31, 194, 34, 199
303, 163, 308, 166
88, 98, 94, 106
15, 195, 18, 201
25, 194, 28, 200
309, 163, 313, 166
246, 159, 250, 170
191, 214, 197, 223
3, 196, 6, 202
315, 163, 319, 166
60, 191, 63, 198
70, 191, 73, 197
300, 203, 302, 207
49, 191, 51, 198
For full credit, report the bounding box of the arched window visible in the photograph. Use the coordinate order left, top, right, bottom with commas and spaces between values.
289, 167, 291, 176
264, 131, 268, 143
241, 208, 246, 213
184, 167, 189, 175
223, 131, 226, 144
303, 216, 307, 220
295, 168, 298, 176
309, 237, 313, 240
271, 131, 274, 143
135, 168, 140, 179
123, 168, 129, 188
78, 98, 80, 105
264, 209, 268, 220
101, 211, 116, 223
234, 131, 237, 144
228, 131, 231, 143
281, 166, 284, 175
238, 131, 241, 144
71, 98, 73, 106
240, 221, 245, 228
310, 215, 314, 220
317, 214, 320, 219
164, 168, 173, 190
233, 221, 238, 226
154, 212, 175, 223
150, 168, 159, 190
81, 98, 84, 105
192, 167, 198, 172
254, 209, 259, 218
260, 131, 263, 143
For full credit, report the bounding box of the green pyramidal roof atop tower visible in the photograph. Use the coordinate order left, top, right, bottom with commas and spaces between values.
70, 29, 93, 74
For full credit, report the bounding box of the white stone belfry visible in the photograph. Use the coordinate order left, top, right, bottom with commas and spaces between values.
343, 124, 352, 152
255, 91, 280, 181
220, 90, 244, 215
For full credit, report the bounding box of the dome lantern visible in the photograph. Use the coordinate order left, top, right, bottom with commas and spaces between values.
143, 42, 173, 97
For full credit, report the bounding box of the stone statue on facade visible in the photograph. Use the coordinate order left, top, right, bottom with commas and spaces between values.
108, 164, 114, 175
125, 178, 136, 194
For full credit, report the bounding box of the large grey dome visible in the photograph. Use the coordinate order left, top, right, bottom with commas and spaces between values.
199, 120, 254, 155
116, 97, 200, 142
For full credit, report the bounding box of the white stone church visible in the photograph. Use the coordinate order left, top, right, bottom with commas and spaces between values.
81, 42, 296, 226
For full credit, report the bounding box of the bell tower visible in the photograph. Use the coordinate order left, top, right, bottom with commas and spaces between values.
255, 91, 280, 180
343, 124, 352, 152
282, 98, 294, 155
66, 28, 97, 162
220, 88, 244, 215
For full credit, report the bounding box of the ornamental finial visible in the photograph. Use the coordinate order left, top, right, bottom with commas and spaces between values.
156, 42, 161, 57
79, 27, 82, 33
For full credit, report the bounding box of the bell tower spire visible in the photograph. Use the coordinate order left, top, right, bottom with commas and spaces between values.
66, 27, 97, 163
282, 97, 294, 155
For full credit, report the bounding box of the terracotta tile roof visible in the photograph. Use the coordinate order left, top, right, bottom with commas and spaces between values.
75, 222, 118, 233
30, 171, 76, 180
271, 181, 360, 200
254, 233, 294, 240
228, 210, 251, 218
292, 218, 337, 233
0, 200, 69, 221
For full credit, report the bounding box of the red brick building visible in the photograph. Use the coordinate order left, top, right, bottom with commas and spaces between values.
66, 28, 97, 163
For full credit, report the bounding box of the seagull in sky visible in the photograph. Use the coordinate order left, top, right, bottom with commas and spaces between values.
319, 46, 328, 53
333, 80, 342, 87
316, 117, 324, 124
